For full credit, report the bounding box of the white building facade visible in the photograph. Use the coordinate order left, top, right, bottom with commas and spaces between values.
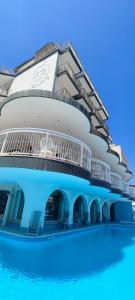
0, 42, 134, 234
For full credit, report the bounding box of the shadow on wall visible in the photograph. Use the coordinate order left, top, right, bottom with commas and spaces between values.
0, 226, 135, 280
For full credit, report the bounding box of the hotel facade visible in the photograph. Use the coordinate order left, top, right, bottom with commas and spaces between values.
0, 42, 134, 235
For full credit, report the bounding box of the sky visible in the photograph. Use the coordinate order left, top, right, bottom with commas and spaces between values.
0, 0, 135, 182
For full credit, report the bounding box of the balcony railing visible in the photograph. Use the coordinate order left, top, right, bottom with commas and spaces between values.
0, 128, 91, 172
122, 181, 129, 195
129, 186, 135, 199
0, 87, 7, 97
91, 158, 111, 183
0, 128, 131, 194
111, 172, 123, 191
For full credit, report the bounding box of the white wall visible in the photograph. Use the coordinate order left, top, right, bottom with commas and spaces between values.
8, 52, 58, 95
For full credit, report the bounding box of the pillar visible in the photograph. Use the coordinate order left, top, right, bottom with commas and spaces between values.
2, 192, 13, 226
20, 182, 54, 233
11, 190, 22, 220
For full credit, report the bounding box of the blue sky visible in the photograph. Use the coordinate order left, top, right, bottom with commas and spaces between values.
1, 0, 135, 181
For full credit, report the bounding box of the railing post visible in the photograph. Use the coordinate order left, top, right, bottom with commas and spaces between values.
44, 132, 49, 158
80, 145, 83, 167
1, 133, 8, 154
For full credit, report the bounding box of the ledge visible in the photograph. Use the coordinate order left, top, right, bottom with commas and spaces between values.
0, 89, 91, 125
0, 156, 91, 181
91, 178, 111, 189
110, 187, 123, 195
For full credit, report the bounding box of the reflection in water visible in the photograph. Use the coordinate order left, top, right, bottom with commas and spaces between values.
0, 227, 135, 281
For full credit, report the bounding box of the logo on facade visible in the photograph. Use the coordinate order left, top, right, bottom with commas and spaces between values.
31, 61, 50, 88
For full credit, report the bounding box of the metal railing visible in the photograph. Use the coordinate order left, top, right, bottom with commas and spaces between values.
129, 186, 135, 199
91, 158, 111, 183
0, 87, 7, 96
111, 172, 123, 191
0, 127, 130, 194
0, 128, 91, 171
122, 181, 129, 195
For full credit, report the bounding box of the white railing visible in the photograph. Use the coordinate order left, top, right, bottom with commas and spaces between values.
91, 158, 111, 183
111, 172, 123, 191
129, 186, 135, 198
122, 181, 129, 195
0, 128, 91, 171
0, 128, 131, 191
0, 87, 7, 96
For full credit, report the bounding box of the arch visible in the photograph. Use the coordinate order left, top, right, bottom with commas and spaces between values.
0, 191, 9, 223
110, 202, 116, 222
15, 190, 25, 222
45, 190, 67, 223
90, 199, 100, 224
73, 196, 86, 225
6, 190, 25, 226
102, 202, 110, 223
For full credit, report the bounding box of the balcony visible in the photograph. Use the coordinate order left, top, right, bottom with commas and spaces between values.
57, 63, 82, 91
0, 128, 131, 195
79, 88, 94, 112
111, 172, 123, 191
0, 87, 7, 97
57, 63, 109, 136
91, 158, 111, 183
122, 181, 129, 196
129, 186, 135, 199
0, 128, 91, 172
77, 89, 109, 134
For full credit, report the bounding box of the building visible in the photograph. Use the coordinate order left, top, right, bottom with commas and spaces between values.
0, 42, 134, 235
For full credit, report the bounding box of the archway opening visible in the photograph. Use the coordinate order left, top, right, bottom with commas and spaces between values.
73, 196, 85, 225
16, 191, 24, 222
0, 191, 9, 224
45, 190, 66, 228
90, 199, 100, 224
110, 203, 115, 222
6, 190, 25, 228
102, 202, 110, 223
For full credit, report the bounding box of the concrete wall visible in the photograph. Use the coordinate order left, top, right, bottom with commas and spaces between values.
0, 167, 133, 233
114, 201, 133, 222
8, 52, 58, 95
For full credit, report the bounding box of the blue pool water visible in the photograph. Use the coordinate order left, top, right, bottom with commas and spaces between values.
0, 226, 135, 300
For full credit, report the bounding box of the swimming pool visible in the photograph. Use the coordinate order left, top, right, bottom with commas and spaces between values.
0, 225, 135, 300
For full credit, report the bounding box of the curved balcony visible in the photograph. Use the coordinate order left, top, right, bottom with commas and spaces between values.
111, 172, 123, 192
4, 89, 90, 122
129, 186, 135, 200
91, 158, 111, 186
0, 128, 91, 175
122, 181, 129, 196
0, 87, 7, 97
0, 89, 91, 147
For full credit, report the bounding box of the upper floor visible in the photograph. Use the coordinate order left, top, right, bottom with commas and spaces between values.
0, 42, 133, 184
0, 42, 110, 139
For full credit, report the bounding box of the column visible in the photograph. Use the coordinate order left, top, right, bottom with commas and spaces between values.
2, 192, 13, 226
11, 190, 22, 220
20, 182, 54, 234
